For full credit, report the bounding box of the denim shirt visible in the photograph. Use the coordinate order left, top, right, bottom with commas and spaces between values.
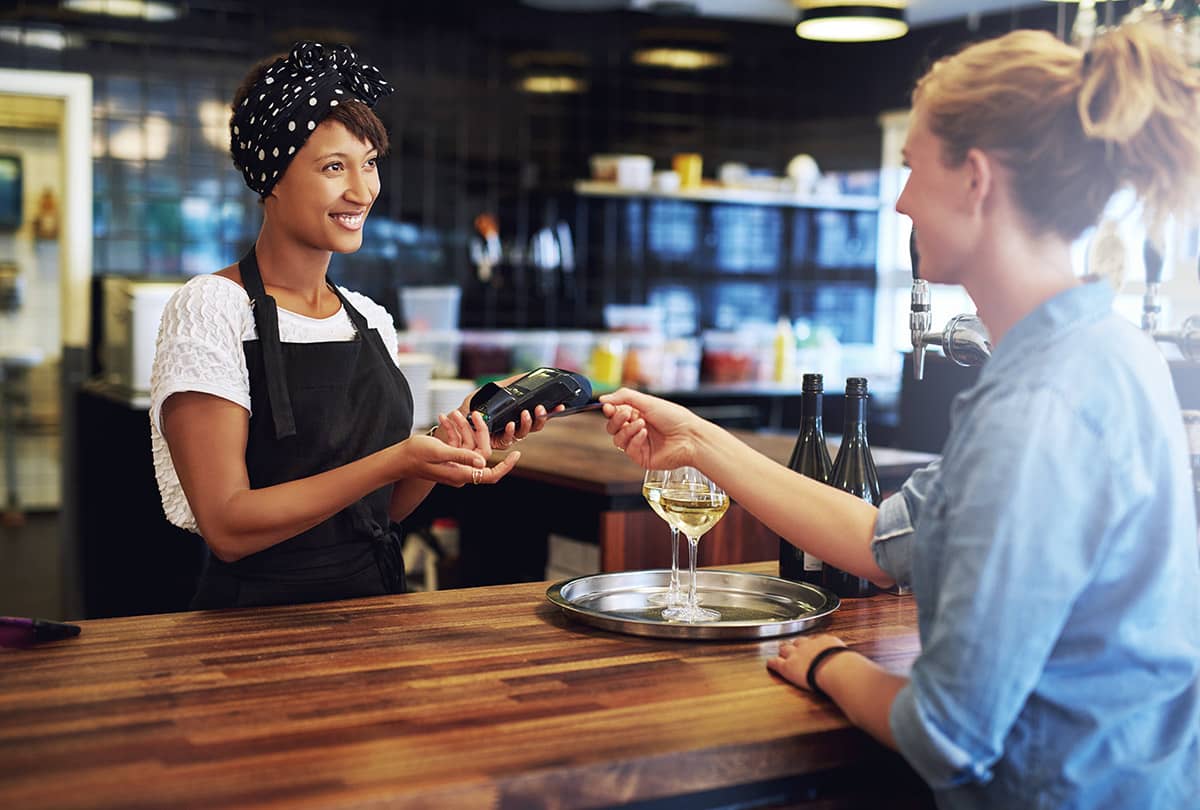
872, 281, 1200, 809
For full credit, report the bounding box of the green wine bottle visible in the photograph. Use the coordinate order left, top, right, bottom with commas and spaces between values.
824, 377, 879, 598
779, 373, 833, 583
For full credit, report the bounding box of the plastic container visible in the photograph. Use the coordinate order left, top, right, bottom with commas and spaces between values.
554, 330, 595, 374
590, 334, 626, 390
512, 330, 560, 372
394, 352, 435, 430
459, 330, 515, 381
701, 331, 759, 384
397, 329, 462, 378
622, 332, 666, 388
399, 286, 461, 332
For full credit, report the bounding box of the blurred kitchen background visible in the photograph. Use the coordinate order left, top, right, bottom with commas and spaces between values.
3, 0, 1199, 619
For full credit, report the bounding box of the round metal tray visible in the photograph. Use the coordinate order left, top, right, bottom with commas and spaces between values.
546, 569, 840, 640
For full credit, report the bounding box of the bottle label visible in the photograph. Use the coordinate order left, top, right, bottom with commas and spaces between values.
803, 551, 823, 572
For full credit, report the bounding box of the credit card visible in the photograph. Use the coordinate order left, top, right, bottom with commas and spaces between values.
546, 401, 603, 419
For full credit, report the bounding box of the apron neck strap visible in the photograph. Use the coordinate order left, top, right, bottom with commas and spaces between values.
239, 246, 296, 440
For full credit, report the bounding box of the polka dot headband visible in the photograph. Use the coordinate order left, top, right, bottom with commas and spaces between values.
230, 41, 393, 197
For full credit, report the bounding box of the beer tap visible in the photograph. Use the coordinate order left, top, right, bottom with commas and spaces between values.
1148, 242, 1200, 363
908, 229, 993, 380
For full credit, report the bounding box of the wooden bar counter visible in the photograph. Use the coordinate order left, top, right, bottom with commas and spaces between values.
0, 563, 931, 809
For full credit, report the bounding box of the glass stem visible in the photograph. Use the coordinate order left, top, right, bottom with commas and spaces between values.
669, 527, 680, 591
687, 535, 700, 610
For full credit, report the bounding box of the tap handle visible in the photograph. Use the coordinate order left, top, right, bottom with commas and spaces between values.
909, 228, 920, 280
1144, 238, 1163, 285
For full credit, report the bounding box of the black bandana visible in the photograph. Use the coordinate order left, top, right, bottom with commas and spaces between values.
230, 41, 393, 197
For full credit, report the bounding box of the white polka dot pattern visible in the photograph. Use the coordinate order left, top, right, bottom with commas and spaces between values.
149, 273, 401, 532
229, 41, 393, 197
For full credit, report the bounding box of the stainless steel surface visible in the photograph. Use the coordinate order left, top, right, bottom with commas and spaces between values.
910, 279, 932, 381
547, 569, 839, 640
941, 313, 992, 367
1154, 315, 1200, 363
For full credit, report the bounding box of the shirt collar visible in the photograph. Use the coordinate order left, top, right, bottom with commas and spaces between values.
982, 279, 1115, 381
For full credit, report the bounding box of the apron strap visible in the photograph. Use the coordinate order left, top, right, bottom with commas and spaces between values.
330, 285, 412, 406
239, 247, 297, 440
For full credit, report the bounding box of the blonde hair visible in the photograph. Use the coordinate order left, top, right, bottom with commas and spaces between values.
914, 24, 1200, 240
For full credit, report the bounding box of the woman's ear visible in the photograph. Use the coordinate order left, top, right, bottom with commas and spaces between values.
963, 147, 993, 214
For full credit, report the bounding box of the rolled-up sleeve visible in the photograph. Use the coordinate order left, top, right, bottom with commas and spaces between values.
872, 459, 941, 588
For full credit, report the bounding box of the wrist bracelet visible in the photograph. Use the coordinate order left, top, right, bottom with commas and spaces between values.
806, 645, 855, 701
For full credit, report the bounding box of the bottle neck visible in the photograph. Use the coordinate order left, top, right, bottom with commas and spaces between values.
801, 390, 824, 432
842, 395, 867, 437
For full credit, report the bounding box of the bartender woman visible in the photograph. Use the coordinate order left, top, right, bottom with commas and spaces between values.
150, 42, 548, 609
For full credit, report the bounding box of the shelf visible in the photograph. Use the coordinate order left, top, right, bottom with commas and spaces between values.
573, 180, 881, 211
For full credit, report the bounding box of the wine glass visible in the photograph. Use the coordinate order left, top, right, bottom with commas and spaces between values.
642, 469, 683, 608
659, 467, 729, 623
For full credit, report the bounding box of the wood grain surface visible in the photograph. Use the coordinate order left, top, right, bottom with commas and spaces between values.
0, 563, 925, 809
504, 414, 937, 496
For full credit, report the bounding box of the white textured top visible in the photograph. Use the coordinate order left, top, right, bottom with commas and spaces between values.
149, 274, 400, 532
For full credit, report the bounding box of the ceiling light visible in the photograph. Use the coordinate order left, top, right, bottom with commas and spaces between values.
794, 2, 908, 43
632, 47, 728, 70
510, 50, 589, 94
632, 27, 728, 71
0, 25, 75, 51
519, 75, 587, 94
61, 0, 181, 21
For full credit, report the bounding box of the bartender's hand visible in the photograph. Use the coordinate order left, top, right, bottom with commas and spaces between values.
399, 430, 520, 488
767, 633, 851, 693
600, 387, 701, 470
432, 374, 558, 452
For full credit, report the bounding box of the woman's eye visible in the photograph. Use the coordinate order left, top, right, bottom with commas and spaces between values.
365, 158, 378, 169
324, 162, 344, 172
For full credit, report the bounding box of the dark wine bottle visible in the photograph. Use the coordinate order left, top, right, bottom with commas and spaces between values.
824, 377, 880, 598
779, 373, 834, 584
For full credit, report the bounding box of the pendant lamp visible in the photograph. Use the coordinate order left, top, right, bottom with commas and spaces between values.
794, 2, 909, 43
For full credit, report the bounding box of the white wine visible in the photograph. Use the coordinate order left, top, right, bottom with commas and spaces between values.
641, 484, 671, 523
660, 487, 729, 537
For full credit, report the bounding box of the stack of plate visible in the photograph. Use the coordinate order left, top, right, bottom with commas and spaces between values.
428, 378, 476, 426
395, 352, 434, 431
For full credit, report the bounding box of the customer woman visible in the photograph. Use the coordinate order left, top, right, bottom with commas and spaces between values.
151, 42, 549, 609
603, 23, 1200, 809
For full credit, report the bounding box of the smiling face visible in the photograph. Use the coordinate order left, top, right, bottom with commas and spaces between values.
263, 119, 380, 254
895, 103, 979, 287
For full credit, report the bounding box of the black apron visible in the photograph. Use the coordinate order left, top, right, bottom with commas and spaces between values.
190, 248, 413, 609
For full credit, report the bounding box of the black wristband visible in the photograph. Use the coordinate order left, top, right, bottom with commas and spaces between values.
806, 645, 855, 701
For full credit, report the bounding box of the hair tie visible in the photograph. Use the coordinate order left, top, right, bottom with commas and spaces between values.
230, 41, 393, 197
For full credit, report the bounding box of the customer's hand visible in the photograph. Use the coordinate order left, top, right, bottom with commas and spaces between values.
767, 633, 850, 692
600, 387, 702, 470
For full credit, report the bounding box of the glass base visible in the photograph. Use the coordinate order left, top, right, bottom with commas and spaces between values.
647, 583, 684, 607
661, 604, 720, 623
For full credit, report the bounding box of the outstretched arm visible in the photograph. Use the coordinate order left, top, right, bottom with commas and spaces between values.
602, 388, 891, 587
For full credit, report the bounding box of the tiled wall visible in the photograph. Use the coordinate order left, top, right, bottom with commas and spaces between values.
0, 1, 1063, 334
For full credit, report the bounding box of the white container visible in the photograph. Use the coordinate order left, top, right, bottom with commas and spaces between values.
428, 378, 476, 421
400, 286, 461, 332
398, 329, 462, 378
615, 155, 653, 190
395, 351, 435, 431
101, 276, 186, 394
512, 330, 559, 372
554, 330, 595, 374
